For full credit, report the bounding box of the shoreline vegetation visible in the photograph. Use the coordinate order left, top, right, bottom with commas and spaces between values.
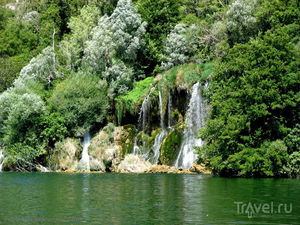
0, 0, 299, 178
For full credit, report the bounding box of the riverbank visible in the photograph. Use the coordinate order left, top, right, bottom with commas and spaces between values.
37, 164, 211, 175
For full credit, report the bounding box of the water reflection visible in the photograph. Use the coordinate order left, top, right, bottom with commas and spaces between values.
0, 173, 299, 224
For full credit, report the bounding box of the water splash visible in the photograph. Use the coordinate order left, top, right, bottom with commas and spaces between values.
79, 132, 91, 171
175, 82, 206, 169
0, 147, 5, 172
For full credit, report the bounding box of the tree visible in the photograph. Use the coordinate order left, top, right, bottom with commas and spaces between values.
13, 46, 56, 93
0, 91, 47, 167
199, 24, 300, 176
161, 24, 199, 70
49, 72, 109, 135
136, 0, 182, 71
61, 5, 100, 70
226, 0, 257, 45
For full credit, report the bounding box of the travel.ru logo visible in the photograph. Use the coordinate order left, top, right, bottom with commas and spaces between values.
234, 201, 293, 218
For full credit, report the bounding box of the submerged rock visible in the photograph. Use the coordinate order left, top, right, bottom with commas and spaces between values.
117, 154, 152, 173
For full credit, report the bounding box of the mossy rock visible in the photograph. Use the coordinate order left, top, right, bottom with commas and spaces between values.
119, 124, 136, 158
159, 128, 183, 165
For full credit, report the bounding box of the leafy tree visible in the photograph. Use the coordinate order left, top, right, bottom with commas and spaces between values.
13, 46, 56, 94
226, 0, 257, 45
161, 24, 199, 70
0, 19, 38, 57
136, 0, 181, 70
0, 91, 46, 167
61, 5, 100, 70
49, 72, 109, 135
199, 24, 300, 176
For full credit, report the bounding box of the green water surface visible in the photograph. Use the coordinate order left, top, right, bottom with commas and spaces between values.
0, 173, 299, 224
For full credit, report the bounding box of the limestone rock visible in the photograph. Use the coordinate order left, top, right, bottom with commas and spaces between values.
48, 138, 81, 171
189, 163, 211, 174
117, 154, 152, 173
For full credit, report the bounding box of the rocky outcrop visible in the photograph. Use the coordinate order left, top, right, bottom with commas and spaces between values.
48, 138, 81, 171
88, 124, 137, 171
117, 154, 152, 173
188, 163, 211, 174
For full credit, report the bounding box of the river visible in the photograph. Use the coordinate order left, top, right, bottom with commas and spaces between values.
0, 173, 299, 224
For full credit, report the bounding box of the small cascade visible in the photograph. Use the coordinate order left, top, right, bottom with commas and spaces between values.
0, 147, 5, 172
138, 87, 156, 131
151, 90, 168, 164
168, 89, 173, 128
152, 130, 167, 164
79, 132, 91, 171
175, 82, 206, 169
133, 87, 156, 155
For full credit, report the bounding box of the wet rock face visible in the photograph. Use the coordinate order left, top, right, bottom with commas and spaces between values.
117, 154, 152, 173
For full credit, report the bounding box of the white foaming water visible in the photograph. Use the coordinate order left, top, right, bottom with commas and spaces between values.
0, 147, 4, 172
79, 132, 91, 171
168, 89, 173, 128
175, 82, 206, 169
152, 130, 167, 164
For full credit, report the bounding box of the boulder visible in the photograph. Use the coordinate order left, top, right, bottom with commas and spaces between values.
117, 154, 152, 173
189, 163, 211, 174
48, 138, 81, 171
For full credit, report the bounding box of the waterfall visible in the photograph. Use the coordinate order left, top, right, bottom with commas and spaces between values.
0, 147, 4, 172
79, 132, 91, 171
151, 90, 168, 164
168, 89, 173, 128
138, 87, 156, 131
175, 82, 206, 169
133, 87, 155, 155
152, 130, 167, 164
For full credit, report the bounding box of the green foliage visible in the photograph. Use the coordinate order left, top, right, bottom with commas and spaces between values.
158, 63, 213, 90
283, 152, 300, 178
0, 54, 32, 92
0, 91, 47, 167
226, 140, 288, 177
136, 0, 182, 69
226, 0, 257, 45
0, 19, 38, 57
49, 72, 109, 135
199, 23, 300, 176
116, 77, 154, 123
61, 5, 100, 70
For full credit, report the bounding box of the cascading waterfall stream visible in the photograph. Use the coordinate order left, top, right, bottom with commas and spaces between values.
79, 131, 91, 171
133, 87, 156, 156
0, 147, 5, 172
168, 89, 173, 129
152, 90, 168, 164
174, 82, 206, 169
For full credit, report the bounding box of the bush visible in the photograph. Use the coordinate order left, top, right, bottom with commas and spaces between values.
49, 72, 109, 135
115, 76, 154, 123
